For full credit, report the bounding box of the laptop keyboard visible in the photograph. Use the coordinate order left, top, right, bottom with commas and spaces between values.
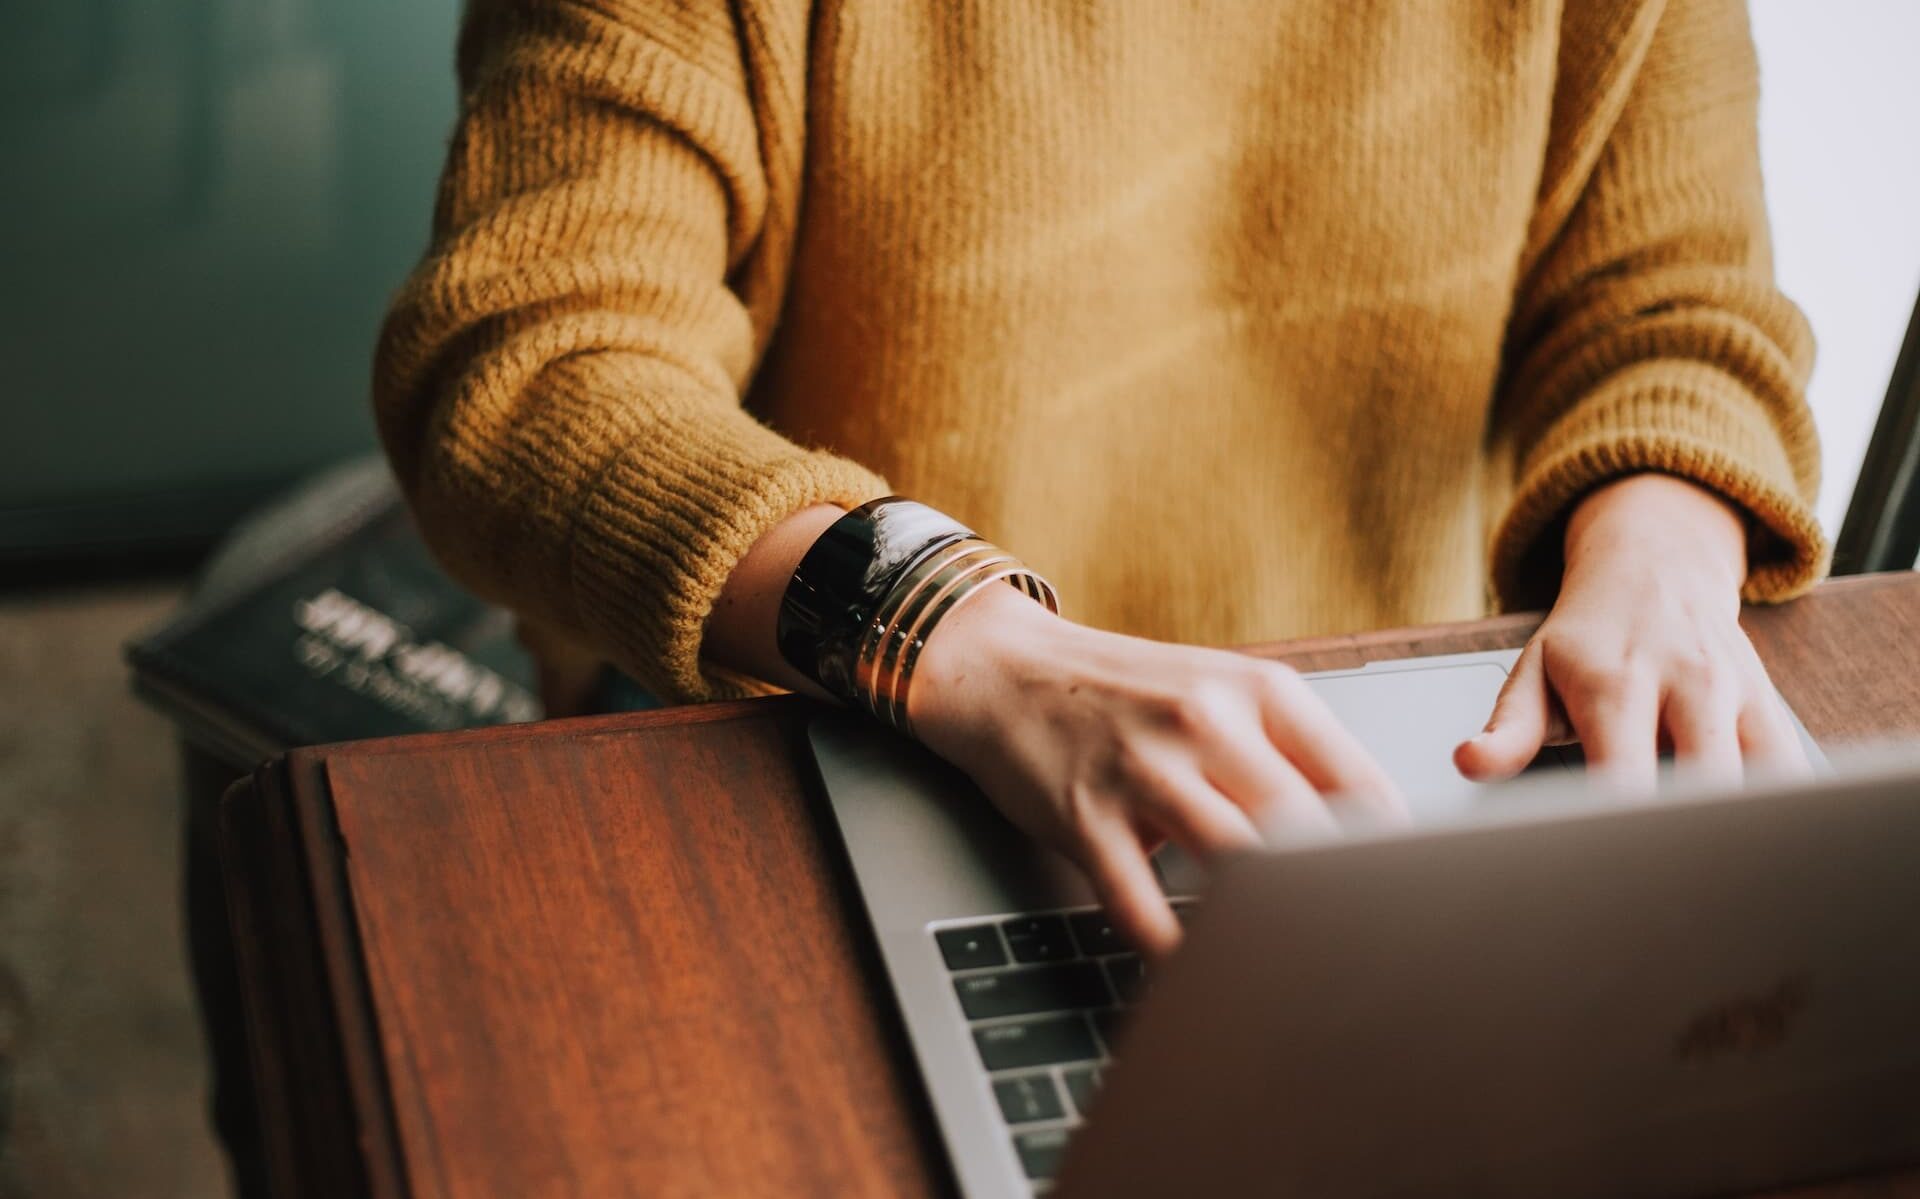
932, 900, 1196, 1192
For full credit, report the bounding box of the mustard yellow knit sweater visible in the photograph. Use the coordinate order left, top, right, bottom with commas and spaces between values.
374, 0, 1825, 704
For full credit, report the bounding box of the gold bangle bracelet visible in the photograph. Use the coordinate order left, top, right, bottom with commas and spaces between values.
848, 533, 1058, 734
856, 541, 1007, 721
856, 538, 994, 675
888, 564, 1054, 736
873, 551, 1021, 728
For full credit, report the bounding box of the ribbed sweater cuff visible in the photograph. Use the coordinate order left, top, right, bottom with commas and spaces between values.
1492, 363, 1829, 612
568, 403, 889, 704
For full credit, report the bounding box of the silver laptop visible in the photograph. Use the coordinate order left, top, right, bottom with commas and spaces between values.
808, 650, 1919, 1198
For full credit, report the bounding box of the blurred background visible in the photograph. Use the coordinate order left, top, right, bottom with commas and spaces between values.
0, 2, 1915, 1197
0, 0, 457, 569
1, 3, 464, 1196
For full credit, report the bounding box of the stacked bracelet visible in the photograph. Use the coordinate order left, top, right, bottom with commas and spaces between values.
776, 498, 1059, 734
856, 535, 1057, 733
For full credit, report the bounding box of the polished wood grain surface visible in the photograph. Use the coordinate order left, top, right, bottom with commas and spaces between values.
224, 573, 1920, 1198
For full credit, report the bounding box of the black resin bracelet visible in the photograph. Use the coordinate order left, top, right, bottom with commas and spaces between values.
776, 498, 974, 702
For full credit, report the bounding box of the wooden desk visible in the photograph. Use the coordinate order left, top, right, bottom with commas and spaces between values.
222, 572, 1920, 1199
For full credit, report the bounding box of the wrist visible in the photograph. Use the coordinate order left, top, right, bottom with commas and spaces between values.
1564, 473, 1746, 590
762, 494, 1060, 731
707, 504, 848, 697
907, 580, 1063, 739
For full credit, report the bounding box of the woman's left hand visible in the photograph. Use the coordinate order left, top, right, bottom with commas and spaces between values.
1455, 472, 1811, 791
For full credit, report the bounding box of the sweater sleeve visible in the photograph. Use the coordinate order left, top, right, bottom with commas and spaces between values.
1487, 0, 1826, 612
372, 0, 887, 703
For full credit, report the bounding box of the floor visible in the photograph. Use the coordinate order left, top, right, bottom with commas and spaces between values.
0, 582, 228, 1199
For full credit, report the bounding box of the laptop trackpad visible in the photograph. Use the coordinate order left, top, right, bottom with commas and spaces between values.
1309, 661, 1566, 822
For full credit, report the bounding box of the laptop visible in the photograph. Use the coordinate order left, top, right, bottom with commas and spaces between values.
807, 649, 1920, 1197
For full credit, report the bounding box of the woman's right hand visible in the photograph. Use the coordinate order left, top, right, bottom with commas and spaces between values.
908, 584, 1407, 958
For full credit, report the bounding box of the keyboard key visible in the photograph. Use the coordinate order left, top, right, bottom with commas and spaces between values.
1014, 1128, 1071, 1180
954, 963, 1110, 1020
936, 924, 1008, 970
1001, 915, 1075, 963
1067, 910, 1131, 957
1169, 898, 1199, 922
1091, 1008, 1125, 1054
1062, 1064, 1102, 1116
993, 1073, 1065, 1124
974, 1015, 1100, 1071
1103, 955, 1145, 1003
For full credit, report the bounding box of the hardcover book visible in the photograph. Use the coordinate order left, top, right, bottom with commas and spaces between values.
126, 461, 544, 769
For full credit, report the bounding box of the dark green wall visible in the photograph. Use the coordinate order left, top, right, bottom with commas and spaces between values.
0, 0, 461, 561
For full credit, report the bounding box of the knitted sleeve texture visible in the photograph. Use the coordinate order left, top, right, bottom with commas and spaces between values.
372, 0, 886, 703
1489, 0, 1826, 611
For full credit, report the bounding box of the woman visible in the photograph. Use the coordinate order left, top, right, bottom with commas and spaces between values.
375, 0, 1824, 954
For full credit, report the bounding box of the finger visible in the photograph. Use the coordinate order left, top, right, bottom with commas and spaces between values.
1456, 640, 1555, 781
1193, 704, 1334, 821
1738, 691, 1814, 783
1132, 762, 1264, 859
1075, 817, 1181, 959
1259, 785, 1346, 843
1564, 667, 1662, 795
1661, 685, 1743, 786
1254, 672, 1406, 817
